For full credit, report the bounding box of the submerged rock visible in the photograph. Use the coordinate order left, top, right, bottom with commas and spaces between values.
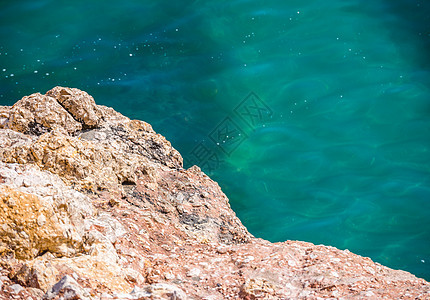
0, 87, 428, 299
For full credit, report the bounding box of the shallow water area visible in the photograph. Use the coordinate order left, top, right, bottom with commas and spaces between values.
1, 0, 429, 280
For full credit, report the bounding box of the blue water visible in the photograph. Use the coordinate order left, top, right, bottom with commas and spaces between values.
1, 0, 429, 280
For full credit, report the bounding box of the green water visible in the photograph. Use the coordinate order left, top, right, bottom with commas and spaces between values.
1, 0, 430, 280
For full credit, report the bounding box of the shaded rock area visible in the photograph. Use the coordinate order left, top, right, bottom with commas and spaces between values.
0, 87, 428, 299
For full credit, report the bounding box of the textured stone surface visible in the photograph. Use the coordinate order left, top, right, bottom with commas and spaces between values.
0, 162, 94, 260
0, 87, 429, 299
46, 87, 103, 128
5, 93, 82, 135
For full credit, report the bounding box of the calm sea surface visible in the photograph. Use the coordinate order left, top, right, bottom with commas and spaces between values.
1, 0, 429, 280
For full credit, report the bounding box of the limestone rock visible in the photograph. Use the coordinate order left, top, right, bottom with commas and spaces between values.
0, 87, 182, 192
7, 93, 82, 135
130, 284, 187, 299
15, 256, 59, 292
44, 275, 90, 300
0, 87, 429, 299
0, 162, 93, 259
46, 87, 103, 128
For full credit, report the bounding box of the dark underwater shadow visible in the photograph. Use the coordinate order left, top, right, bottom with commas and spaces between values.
375, 1, 430, 70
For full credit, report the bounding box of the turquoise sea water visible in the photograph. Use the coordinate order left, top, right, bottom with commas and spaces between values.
1, 0, 430, 280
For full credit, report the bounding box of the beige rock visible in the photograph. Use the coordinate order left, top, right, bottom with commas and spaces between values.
44, 275, 90, 300
129, 284, 187, 300
7, 93, 81, 135
11, 254, 59, 292
46, 86, 103, 128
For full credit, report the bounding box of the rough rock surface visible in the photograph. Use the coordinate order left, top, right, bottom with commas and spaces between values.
0, 87, 429, 300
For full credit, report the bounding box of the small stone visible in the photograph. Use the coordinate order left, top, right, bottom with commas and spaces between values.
44, 275, 90, 300
37, 213, 46, 226
244, 256, 255, 263
22, 178, 31, 187
331, 271, 339, 278
216, 246, 228, 254
187, 268, 201, 277
9, 284, 24, 294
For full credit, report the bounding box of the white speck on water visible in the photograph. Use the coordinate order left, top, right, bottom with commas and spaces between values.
2, 69, 5, 72
45, 73, 49, 76
10, 73, 14, 77
34, 70, 38, 73
175, 28, 179, 31
421, 260, 425, 263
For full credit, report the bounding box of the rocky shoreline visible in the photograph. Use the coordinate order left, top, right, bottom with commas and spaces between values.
0, 87, 428, 299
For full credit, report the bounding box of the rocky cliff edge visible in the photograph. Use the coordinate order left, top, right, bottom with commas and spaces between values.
0, 87, 428, 299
